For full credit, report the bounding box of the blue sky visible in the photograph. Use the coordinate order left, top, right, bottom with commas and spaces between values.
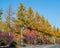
0, 0, 60, 28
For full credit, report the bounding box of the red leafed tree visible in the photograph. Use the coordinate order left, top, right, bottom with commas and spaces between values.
23, 28, 38, 44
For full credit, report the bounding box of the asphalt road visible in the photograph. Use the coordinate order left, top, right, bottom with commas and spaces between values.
18, 45, 60, 48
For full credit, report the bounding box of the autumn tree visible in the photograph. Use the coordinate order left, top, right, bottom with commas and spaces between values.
25, 7, 34, 29
0, 2, 60, 45
5, 3, 14, 32
16, 2, 26, 45
0, 9, 3, 31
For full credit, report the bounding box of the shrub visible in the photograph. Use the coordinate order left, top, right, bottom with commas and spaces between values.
9, 41, 17, 48
56, 38, 60, 44
0, 31, 15, 46
42, 37, 51, 44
